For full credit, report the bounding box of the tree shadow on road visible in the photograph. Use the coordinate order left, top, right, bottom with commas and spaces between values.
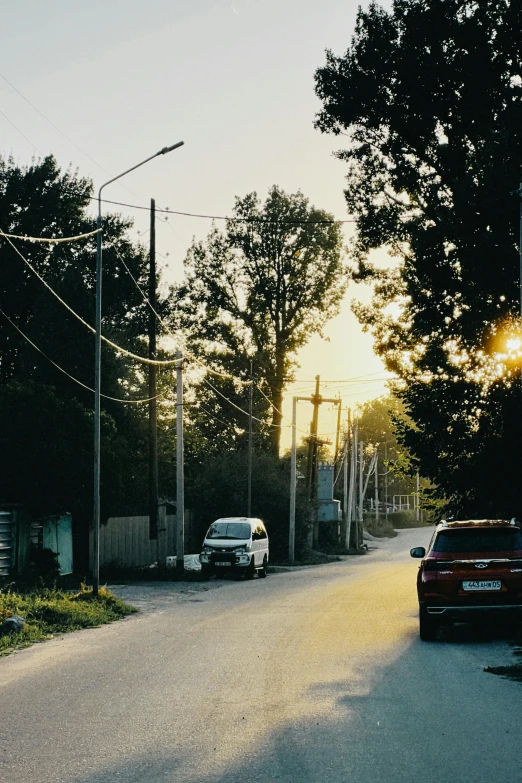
71, 626, 521, 783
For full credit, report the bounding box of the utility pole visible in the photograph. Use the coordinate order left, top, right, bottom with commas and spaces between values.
334, 398, 342, 465
305, 375, 321, 493
176, 351, 184, 572
289, 396, 298, 563
374, 448, 379, 522
346, 421, 357, 550
416, 470, 420, 524
358, 441, 364, 549
247, 361, 253, 517
148, 198, 158, 543
385, 442, 389, 521
290, 390, 339, 554
342, 409, 350, 548
304, 376, 340, 547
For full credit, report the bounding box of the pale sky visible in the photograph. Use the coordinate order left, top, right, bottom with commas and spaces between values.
1, 0, 394, 450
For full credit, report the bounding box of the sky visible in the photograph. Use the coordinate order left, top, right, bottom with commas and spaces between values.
1, 0, 394, 450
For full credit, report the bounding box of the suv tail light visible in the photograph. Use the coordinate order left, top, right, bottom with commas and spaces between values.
423, 559, 453, 571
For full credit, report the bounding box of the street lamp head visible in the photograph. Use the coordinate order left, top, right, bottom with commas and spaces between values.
159, 141, 184, 155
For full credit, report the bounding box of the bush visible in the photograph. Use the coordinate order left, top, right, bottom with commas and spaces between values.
364, 514, 397, 538
388, 510, 431, 528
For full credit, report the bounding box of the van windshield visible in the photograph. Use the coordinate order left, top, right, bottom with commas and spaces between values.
206, 522, 251, 540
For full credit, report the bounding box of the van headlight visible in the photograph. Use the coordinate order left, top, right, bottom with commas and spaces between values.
201, 546, 213, 554
233, 545, 247, 553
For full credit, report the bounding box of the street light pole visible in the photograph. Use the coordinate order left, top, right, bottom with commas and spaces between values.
92, 141, 184, 596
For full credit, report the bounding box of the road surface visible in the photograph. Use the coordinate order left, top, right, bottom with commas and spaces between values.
1, 528, 519, 783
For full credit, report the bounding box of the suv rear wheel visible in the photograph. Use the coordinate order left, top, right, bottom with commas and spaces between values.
419, 605, 438, 641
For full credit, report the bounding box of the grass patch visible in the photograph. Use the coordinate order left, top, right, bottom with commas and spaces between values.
364, 514, 398, 538
387, 510, 432, 528
273, 549, 343, 566
0, 586, 137, 656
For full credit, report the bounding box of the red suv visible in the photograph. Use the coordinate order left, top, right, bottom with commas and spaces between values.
411, 519, 522, 640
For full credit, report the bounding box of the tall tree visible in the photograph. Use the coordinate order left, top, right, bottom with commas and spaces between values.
0, 156, 174, 534
171, 186, 347, 453
314, 0, 522, 516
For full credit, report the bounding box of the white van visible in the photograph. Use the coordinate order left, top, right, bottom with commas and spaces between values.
199, 517, 269, 579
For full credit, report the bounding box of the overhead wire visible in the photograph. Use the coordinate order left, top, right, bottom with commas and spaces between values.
113, 245, 251, 385
0, 228, 101, 243
1, 231, 182, 367
0, 308, 165, 404
0, 107, 42, 155
195, 370, 284, 429
92, 196, 355, 224
0, 70, 185, 245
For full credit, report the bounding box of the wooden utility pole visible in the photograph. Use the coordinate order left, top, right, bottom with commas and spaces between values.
334, 398, 342, 465
358, 440, 364, 548
148, 197, 158, 542
176, 351, 184, 572
289, 396, 298, 564
247, 361, 253, 517
385, 442, 389, 521
342, 408, 350, 547
374, 448, 379, 522
305, 375, 321, 494
346, 421, 357, 550
416, 471, 420, 523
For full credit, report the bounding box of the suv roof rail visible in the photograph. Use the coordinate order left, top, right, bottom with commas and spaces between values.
440, 519, 448, 526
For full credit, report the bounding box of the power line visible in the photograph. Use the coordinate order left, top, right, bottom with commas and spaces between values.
113, 245, 250, 385
0, 108, 42, 155
0, 70, 176, 219
0, 308, 165, 404
92, 196, 355, 224
0, 71, 123, 183
1, 231, 182, 367
0, 228, 100, 243
197, 371, 285, 429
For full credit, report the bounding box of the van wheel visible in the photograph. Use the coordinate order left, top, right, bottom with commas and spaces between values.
201, 564, 213, 580
247, 557, 257, 579
259, 556, 267, 578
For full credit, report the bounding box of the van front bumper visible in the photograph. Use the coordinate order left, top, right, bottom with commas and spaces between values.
200, 553, 251, 568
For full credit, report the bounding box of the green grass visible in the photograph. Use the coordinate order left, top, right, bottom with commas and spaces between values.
363, 514, 398, 538
387, 510, 432, 528
0, 586, 137, 656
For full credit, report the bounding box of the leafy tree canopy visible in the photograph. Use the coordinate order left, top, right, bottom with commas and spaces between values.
170, 186, 347, 453
315, 0, 522, 517
0, 156, 175, 534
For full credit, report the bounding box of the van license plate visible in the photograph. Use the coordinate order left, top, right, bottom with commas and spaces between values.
215, 561, 231, 566
462, 580, 501, 591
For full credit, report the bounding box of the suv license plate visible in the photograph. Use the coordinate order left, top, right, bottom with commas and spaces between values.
215, 561, 231, 567
462, 580, 502, 591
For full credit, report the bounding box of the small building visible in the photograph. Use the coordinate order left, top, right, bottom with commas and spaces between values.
0, 505, 73, 577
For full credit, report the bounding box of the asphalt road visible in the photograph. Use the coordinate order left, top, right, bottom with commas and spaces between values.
1, 528, 520, 783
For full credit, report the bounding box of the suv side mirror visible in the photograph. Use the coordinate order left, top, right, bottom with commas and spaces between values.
410, 547, 426, 559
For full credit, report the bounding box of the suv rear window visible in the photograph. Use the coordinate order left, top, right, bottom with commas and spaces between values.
433, 528, 522, 553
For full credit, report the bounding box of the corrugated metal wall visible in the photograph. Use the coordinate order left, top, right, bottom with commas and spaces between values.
97, 515, 177, 568
0, 511, 14, 576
